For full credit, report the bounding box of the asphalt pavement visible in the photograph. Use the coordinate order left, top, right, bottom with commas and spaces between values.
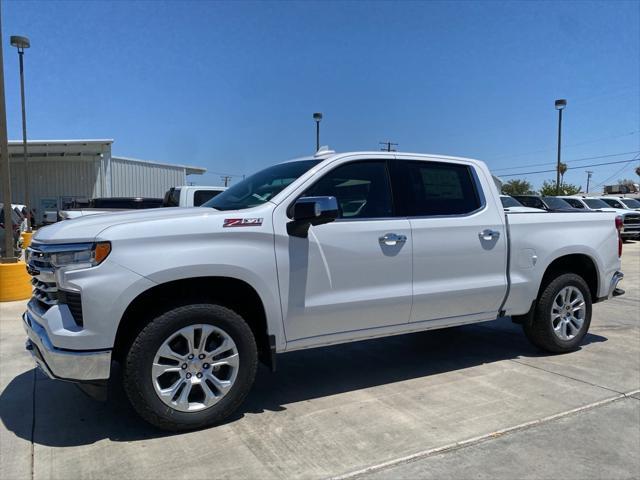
1, 242, 638, 480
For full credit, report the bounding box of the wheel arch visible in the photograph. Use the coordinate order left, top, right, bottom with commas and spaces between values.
538, 253, 599, 301
113, 276, 276, 370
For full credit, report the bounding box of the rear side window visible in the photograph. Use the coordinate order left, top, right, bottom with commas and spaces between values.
164, 188, 181, 207
396, 161, 481, 216
602, 198, 625, 209
193, 190, 222, 206
515, 196, 543, 209
563, 198, 585, 209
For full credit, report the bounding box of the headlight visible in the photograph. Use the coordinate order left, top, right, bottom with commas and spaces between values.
50, 242, 111, 270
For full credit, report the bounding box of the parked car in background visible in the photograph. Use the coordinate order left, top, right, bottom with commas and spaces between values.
0, 203, 22, 256
59, 197, 163, 220
499, 195, 545, 213
511, 195, 581, 212
558, 196, 640, 240
42, 211, 59, 225
598, 197, 640, 212
24, 149, 625, 431
163, 186, 226, 207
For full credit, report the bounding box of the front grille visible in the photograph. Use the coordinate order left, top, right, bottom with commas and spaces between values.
58, 290, 83, 326
27, 247, 58, 312
31, 278, 59, 309
624, 214, 640, 225
26, 244, 83, 327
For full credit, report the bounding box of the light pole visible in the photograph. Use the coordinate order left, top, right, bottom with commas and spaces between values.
313, 112, 322, 151
585, 170, 593, 193
554, 99, 567, 195
10, 35, 31, 231
1, 23, 16, 261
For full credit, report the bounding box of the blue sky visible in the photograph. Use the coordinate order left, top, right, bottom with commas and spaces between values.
2, 0, 639, 189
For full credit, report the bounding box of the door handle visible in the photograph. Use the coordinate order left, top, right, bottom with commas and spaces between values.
478, 229, 500, 241
379, 233, 407, 246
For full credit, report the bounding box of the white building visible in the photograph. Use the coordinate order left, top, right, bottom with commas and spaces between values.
2, 139, 206, 223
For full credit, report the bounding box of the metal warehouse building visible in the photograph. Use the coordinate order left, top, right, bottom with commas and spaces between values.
2, 139, 206, 223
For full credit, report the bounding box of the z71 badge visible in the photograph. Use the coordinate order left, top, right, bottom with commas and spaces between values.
223, 218, 264, 228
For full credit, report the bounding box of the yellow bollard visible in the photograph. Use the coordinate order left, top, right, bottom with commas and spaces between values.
21, 231, 33, 249
0, 261, 32, 301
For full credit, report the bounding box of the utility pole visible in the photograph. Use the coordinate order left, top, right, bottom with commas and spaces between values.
220, 175, 232, 187
379, 141, 398, 152
585, 170, 593, 193
0, 10, 17, 262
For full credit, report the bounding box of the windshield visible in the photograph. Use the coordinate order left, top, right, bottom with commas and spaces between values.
542, 197, 573, 209
500, 196, 523, 208
204, 160, 320, 211
583, 198, 611, 209
621, 198, 640, 208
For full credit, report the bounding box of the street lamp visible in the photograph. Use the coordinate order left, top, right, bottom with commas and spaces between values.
10, 35, 31, 231
313, 112, 322, 151
554, 99, 567, 195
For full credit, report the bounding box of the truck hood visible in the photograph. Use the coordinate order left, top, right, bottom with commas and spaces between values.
33, 207, 224, 243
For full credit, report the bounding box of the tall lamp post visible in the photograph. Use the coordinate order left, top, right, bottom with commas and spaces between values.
554, 99, 567, 195
313, 112, 322, 151
10, 35, 31, 231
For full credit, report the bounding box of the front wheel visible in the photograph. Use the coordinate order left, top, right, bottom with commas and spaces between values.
123, 304, 258, 431
523, 273, 592, 353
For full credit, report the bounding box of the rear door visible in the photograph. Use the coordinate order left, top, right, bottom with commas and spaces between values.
391, 158, 508, 323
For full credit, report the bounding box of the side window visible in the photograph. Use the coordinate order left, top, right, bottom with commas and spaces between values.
303, 161, 393, 219
163, 188, 181, 207
193, 190, 221, 206
399, 161, 481, 216
564, 199, 585, 209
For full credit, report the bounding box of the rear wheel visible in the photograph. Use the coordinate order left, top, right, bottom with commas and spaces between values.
523, 273, 592, 353
123, 304, 257, 431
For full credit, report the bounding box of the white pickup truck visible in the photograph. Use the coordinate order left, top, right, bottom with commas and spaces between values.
163, 185, 226, 207
23, 150, 625, 431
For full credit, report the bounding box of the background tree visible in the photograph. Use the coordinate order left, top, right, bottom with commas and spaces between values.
539, 179, 582, 196
501, 179, 534, 196
635, 166, 640, 177
558, 162, 568, 186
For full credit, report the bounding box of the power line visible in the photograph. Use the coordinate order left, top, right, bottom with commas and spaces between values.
491, 150, 640, 172
498, 157, 640, 178
491, 130, 639, 160
592, 153, 640, 188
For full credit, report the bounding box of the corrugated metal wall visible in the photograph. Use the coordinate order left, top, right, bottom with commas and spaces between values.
7, 158, 102, 202
110, 158, 186, 197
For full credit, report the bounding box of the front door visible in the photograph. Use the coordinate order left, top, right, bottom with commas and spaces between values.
273, 159, 413, 343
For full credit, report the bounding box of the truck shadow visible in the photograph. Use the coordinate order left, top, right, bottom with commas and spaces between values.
0, 318, 607, 447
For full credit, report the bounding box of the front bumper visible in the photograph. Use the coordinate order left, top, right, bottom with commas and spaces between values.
23, 310, 111, 382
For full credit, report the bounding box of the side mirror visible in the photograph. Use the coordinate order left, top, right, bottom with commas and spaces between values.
287, 196, 339, 238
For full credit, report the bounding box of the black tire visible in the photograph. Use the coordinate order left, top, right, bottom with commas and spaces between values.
523, 273, 592, 353
123, 304, 257, 431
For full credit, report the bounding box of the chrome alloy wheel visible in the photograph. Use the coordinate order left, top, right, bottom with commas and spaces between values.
151, 324, 239, 412
551, 286, 586, 341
